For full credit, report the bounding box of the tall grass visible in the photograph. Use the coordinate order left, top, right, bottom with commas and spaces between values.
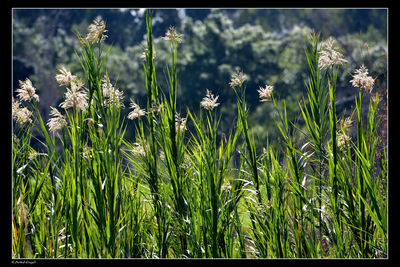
12, 10, 387, 259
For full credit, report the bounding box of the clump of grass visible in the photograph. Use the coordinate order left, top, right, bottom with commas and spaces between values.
12, 9, 387, 259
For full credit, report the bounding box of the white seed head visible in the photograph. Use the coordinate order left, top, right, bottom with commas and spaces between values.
12, 97, 32, 124
257, 85, 273, 102
127, 99, 146, 120
86, 17, 108, 43
162, 25, 183, 44
59, 79, 88, 111
318, 37, 348, 70
229, 70, 247, 88
101, 76, 125, 108
200, 89, 220, 110
47, 106, 67, 132
16, 78, 39, 102
55, 65, 76, 87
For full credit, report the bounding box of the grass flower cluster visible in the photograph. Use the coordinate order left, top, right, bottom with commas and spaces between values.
200, 89, 220, 110
318, 37, 348, 70
12, 10, 387, 259
350, 64, 375, 92
257, 85, 273, 102
16, 78, 40, 102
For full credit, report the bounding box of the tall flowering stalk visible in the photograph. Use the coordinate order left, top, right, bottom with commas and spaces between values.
230, 70, 261, 205
12, 76, 62, 258
76, 17, 111, 127
319, 36, 350, 257
127, 99, 146, 120
86, 17, 108, 43
70, 17, 126, 257
187, 81, 244, 257
351, 63, 381, 257
296, 32, 331, 255
158, 15, 190, 257
131, 9, 171, 257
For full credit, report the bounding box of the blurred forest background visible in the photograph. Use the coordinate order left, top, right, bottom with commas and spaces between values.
12, 8, 388, 149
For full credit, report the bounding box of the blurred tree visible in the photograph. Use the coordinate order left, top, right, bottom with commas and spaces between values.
12, 8, 387, 147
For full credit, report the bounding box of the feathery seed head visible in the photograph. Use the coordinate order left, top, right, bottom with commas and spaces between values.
229, 70, 247, 88
175, 113, 187, 132
86, 17, 108, 43
47, 106, 67, 132
162, 25, 183, 44
12, 97, 32, 124
16, 78, 39, 102
350, 64, 375, 92
257, 85, 273, 102
59, 79, 88, 111
341, 117, 352, 132
127, 99, 146, 120
55, 65, 76, 87
337, 133, 351, 150
318, 37, 347, 70
101, 76, 125, 108
200, 89, 220, 110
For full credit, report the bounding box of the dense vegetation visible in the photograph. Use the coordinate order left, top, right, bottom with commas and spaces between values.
12, 9, 387, 258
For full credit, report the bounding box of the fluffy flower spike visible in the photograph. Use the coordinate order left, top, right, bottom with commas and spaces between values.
16, 78, 39, 102
350, 64, 375, 92
318, 37, 347, 70
200, 89, 220, 110
258, 85, 273, 102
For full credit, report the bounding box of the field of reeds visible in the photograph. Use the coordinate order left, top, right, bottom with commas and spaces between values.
12, 10, 387, 259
